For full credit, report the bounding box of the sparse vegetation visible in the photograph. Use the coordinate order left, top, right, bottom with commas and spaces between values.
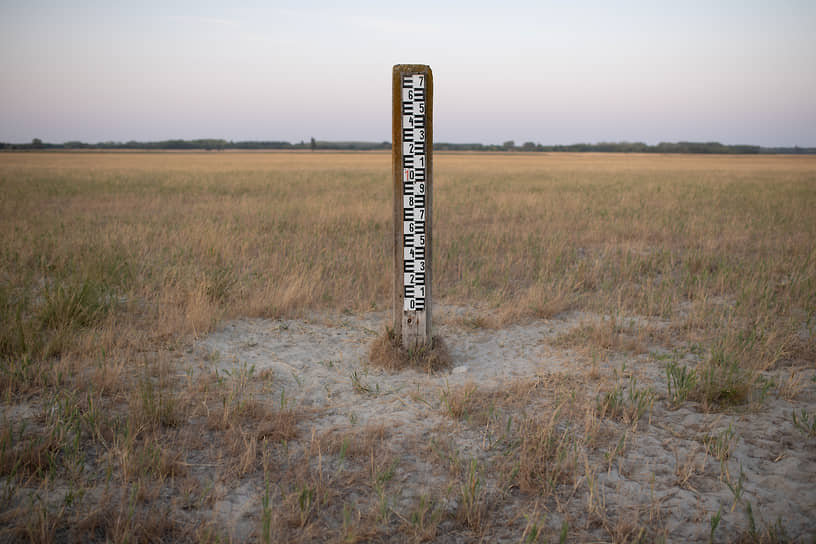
596, 365, 656, 425
0, 151, 814, 541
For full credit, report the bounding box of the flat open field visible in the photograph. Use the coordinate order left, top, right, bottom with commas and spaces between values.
1, 151, 815, 542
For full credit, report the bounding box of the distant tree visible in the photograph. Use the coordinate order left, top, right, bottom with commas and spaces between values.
64, 141, 91, 149
310, 137, 316, 152
502, 140, 515, 150
31, 138, 43, 149
521, 141, 536, 151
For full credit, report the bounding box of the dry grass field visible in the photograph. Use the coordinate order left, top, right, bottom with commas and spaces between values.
0, 151, 814, 542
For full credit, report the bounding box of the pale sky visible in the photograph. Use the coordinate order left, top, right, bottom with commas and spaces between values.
2, 1, 815, 146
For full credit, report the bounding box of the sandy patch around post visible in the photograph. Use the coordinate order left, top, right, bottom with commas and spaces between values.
186, 305, 816, 542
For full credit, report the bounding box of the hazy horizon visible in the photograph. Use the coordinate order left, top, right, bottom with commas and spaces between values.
2, 1, 815, 147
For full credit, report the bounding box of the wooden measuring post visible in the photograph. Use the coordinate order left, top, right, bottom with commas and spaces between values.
393, 64, 433, 350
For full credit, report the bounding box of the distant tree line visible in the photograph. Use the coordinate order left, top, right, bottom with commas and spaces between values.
0, 138, 391, 152
435, 141, 816, 155
2, 138, 814, 154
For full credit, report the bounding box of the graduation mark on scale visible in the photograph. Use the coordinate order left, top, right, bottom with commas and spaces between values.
401, 73, 427, 312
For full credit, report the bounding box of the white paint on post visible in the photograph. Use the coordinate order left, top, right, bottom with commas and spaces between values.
401, 73, 427, 313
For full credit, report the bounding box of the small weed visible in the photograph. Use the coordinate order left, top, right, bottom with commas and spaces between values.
598, 383, 625, 419
260, 477, 271, 544
515, 406, 578, 493
338, 437, 349, 464
520, 509, 547, 543
318, 359, 337, 369
405, 493, 442, 541
753, 374, 775, 406
341, 502, 361, 542
0, 286, 30, 359
736, 499, 792, 543
23, 491, 68, 544
674, 446, 703, 489
650, 351, 673, 362
666, 358, 698, 407
458, 458, 487, 531
791, 409, 816, 438
703, 424, 737, 462
370, 454, 399, 524
597, 367, 655, 425
400, 494, 444, 542
350, 369, 375, 395
138, 375, 180, 429
760, 517, 791, 543
440, 381, 477, 420
0, 354, 49, 398
697, 345, 752, 408
297, 486, 316, 527
627, 380, 656, 424
745, 501, 757, 538
375, 487, 391, 525
777, 370, 805, 401
559, 520, 569, 544
374, 457, 399, 488
605, 430, 629, 472
709, 507, 722, 544
726, 464, 746, 512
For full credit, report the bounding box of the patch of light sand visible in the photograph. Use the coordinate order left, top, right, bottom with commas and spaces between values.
188, 306, 816, 542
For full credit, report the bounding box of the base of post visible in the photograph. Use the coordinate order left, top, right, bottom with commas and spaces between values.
401, 309, 430, 350
369, 327, 451, 373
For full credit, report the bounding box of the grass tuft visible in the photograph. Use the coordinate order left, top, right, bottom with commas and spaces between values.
514, 407, 579, 494
696, 344, 753, 408
666, 358, 698, 408
369, 327, 452, 373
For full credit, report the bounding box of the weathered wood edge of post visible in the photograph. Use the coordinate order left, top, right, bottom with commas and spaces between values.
392, 64, 433, 349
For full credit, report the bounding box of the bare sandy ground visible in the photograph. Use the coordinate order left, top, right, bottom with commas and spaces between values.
187, 305, 816, 542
